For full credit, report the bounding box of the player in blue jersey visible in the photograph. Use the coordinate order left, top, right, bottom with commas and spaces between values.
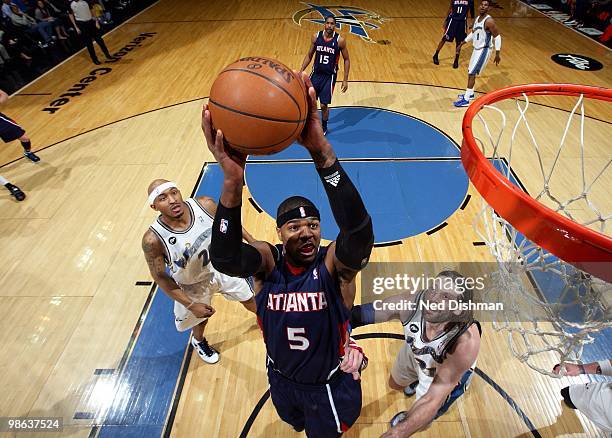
203, 72, 374, 437
433, 0, 474, 68
299, 15, 350, 135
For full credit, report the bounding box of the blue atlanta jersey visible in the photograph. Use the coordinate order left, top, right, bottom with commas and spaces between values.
313, 31, 340, 75
449, 0, 472, 19
256, 245, 351, 384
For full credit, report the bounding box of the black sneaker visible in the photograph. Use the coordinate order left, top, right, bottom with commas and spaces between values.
6, 183, 25, 201
191, 336, 219, 364
403, 381, 418, 397
23, 151, 40, 163
453, 58, 459, 69
433, 53, 439, 65
322, 121, 328, 135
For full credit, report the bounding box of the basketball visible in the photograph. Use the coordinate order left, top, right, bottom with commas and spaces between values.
208, 57, 309, 155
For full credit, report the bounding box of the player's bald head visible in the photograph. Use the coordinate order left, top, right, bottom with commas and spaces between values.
147, 179, 170, 195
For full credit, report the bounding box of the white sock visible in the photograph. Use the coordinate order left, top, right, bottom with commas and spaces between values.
0, 175, 8, 186
465, 88, 474, 99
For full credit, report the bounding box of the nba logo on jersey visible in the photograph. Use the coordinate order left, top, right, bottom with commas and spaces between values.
220, 219, 228, 233
299, 206, 306, 217
313, 268, 318, 280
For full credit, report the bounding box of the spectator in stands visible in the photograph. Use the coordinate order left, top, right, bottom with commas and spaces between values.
2, 0, 14, 20
35, 0, 68, 39
10, 3, 54, 45
0, 22, 32, 61
91, 0, 111, 26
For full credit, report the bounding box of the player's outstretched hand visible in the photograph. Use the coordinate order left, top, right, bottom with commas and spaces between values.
494, 53, 501, 66
553, 362, 583, 376
202, 103, 246, 182
340, 347, 363, 380
189, 302, 215, 319
294, 71, 329, 154
341, 80, 348, 93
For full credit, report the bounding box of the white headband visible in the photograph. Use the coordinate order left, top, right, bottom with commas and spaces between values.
148, 181, 178, 205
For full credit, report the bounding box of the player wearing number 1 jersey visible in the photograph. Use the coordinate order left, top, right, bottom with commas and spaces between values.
453, 0, 502, 107
299, 15, 350, 135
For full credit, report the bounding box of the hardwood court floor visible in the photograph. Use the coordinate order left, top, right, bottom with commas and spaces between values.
0, 1, 609, 437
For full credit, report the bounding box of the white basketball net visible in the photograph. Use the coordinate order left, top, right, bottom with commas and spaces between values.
471, 91, 611, 377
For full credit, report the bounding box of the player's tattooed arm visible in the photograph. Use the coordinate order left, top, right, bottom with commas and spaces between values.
142, 231, 185, 304
142, 230, 215, 317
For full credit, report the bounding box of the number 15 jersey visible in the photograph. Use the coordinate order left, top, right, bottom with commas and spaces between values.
313, 31, 340, 75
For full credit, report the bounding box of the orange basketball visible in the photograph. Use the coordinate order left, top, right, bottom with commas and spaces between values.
208, 57, 308, 155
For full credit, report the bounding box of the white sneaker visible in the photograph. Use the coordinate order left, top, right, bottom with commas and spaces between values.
191, 336, 219, 364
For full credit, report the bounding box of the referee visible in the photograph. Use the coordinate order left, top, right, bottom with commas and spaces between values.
69, 0, 114, 64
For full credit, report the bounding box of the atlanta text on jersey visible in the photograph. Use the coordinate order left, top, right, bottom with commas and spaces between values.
266, 291, 329, 312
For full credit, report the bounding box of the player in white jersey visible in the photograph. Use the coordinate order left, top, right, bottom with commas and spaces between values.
453, 0, 501, 107
142, 179, 256, 364
350, 271, 481, 436
553, 359, 612, 433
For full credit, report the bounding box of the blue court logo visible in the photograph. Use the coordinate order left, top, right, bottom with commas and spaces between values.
292, 3, 389, 44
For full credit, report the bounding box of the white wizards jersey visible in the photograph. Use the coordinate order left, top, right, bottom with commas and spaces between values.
402, 291, 479, 399
472, 15, 492, 50
149, 198, 215, 286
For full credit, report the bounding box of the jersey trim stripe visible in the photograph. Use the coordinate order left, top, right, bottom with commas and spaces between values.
149, 225, 171, 262
193, 198, 214, 220
445, 18, 453, 35
0, 114, 21, 128
155, 201, 195, 234
470, 45, 490, 75
326, 383, 342, 433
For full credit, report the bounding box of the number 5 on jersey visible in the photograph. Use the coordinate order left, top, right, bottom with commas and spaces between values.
287, 327, 310, 350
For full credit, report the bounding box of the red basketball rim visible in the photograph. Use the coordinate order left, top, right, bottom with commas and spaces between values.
461, 83, 612, 282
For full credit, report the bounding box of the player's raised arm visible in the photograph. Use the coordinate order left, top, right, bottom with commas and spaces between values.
201, 105, 276, 278
299, 33, 318, 72
339, 36, 350, 92
295, 72, 374, 281
197, 195, 256, 244
486, 17, 501, 65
